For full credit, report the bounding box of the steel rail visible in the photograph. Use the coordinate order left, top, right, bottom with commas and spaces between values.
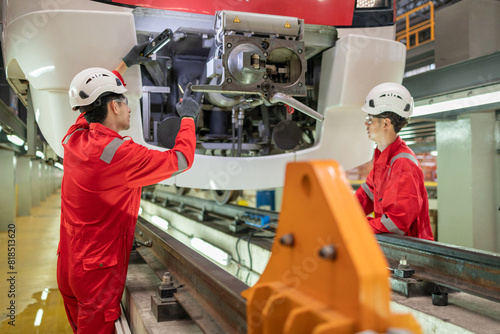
135, 216, 249, 334
138, 193, 500, 321
376, 234, 500, 303
146, 188, 280, 223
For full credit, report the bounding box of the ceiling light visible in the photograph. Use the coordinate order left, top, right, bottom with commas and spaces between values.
357, 0, 376, 7
356, 0, 387, 8
190, 237, 231, 266
54, 162, 64, 170
151, 215, 169, 230
413, 90, 500, 117
7, 134, 24, 146
404, 64, 435, 78
36, 151, 45, 159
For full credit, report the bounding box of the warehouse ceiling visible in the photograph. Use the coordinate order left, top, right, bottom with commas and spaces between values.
395, 0, 466, 151
396, 0, 462, 17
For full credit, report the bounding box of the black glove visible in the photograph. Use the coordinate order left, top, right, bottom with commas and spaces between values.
176, 83, 200, 119
122, 42, 153, 67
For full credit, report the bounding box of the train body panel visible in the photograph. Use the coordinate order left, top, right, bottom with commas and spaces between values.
1, 0, 406, 190
108, 0, 358, 26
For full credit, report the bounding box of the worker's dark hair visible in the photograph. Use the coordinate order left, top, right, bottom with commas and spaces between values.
378, 111, 409, 133
80, 93, 125, 124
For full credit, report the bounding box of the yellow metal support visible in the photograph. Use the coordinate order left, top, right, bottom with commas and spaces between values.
396, 1, 435, 50
242, 161, 421, 334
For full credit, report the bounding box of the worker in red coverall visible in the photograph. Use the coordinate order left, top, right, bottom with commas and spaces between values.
57, 44, 199, 333
355, 82, 434, 241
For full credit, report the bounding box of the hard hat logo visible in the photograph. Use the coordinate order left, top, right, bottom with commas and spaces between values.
68, 67, 127, 111
362, 82, 414, 118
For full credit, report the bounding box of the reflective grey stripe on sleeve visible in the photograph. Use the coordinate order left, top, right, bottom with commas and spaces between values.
62, 128, 85, 145
390, 153, 419, 167
171, 151, 188, 177
361, 182, 374, 201
381, 214, 405, 235
100, 138, 125, 164
388, 152, 420, 177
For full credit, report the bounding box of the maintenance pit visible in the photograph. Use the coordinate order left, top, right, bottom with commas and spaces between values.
120, 185, 500, 334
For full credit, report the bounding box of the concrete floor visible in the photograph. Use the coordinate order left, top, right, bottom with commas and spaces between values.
0, 191, 72, 333
391, 291, 500, 334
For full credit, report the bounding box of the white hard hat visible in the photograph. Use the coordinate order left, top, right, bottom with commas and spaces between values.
362, 82, 414, 118
69, 68, 127, 111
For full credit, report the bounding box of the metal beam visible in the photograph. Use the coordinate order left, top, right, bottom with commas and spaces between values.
143, 193, 500, 305
149, 188, 279, 224
403, 51, 500, 100
0, 98, 27, 141
26, 88, 37, 157
404, 41, 435, 72
376, 234, 500, 303
135, 217, 248, 334
0, 93, 45, 154
136, 194, 500, 330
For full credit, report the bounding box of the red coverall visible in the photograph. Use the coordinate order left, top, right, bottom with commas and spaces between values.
355, 136, 434, 241
57, 111, 195, 333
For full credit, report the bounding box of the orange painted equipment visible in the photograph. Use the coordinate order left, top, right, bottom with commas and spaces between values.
242, 160, 422, 334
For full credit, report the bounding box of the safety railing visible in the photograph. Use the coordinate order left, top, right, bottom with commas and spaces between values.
396, 1, 435, 50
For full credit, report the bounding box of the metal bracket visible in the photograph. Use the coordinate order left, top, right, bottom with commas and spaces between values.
134, 239, 152, 248
151, 272, 188, 322
142, 86, 171, 141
